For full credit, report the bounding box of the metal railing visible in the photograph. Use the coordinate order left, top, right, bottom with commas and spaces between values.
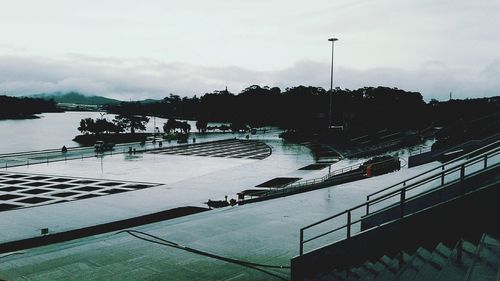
299, 144, 500, 256
261, 171, 365, 198
0, 138, 237, 169
293, 162, 363, 187
366, 139, 500, 203
249, 162, 364, 199
1, 147, 139, 170
0, 143, 175, 169
252, 158, 400, 200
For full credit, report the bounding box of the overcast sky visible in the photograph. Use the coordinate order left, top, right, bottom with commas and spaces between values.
1, 0, 499, 100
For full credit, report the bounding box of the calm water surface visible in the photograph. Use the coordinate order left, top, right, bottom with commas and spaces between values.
0, 112, 222, 154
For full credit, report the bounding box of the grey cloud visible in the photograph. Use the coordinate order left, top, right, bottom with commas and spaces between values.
0, 55, 498, 101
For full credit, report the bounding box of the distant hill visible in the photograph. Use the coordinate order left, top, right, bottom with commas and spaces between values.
31, 92, 122, 106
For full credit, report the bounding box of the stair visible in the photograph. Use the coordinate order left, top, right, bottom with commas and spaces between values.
309, 233, 500, 281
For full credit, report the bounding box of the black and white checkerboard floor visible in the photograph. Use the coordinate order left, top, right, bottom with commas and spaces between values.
0, 172, 159, 212
150, 139, 271, 160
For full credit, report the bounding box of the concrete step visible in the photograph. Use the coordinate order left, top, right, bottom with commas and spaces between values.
393, 247, 432, 281
429, 243, 453, 270
308, 234, 499, 281
373, 256, 399, 281
462, 240, 479, 255
379, 255, 400, 273
350, 263, 378, 281
411, 243, 452, 281
428, 239, 477, 281
463, 234, 500, 281
363, 260, 386, 277
370, 255, 403, 281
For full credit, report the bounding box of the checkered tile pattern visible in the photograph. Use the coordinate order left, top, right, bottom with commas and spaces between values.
150, 139, 271, 160
0, 172, 159, 212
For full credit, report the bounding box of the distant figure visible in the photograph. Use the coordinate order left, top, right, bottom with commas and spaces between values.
159, 141, 163, 147
193, 137, 196, 143
61, 145, 67, 153
128, 147, 133, 154
225, 195, 228, 202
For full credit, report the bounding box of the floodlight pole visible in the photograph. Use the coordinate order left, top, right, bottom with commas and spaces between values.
328, 37, 338, 128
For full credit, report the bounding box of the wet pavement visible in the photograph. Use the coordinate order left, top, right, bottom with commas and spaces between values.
0, 162, 440, 281
0, 130, 455, 281
0, 137, 321, 243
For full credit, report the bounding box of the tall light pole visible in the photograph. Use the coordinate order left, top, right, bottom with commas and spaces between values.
328, 37, 338, 128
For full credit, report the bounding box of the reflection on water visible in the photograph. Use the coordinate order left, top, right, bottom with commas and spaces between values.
124, 154, 144, 161
0, 112, 103, 154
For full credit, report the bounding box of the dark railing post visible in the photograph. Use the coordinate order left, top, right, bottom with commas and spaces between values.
347, 211, 352, 238
484, 155, 487, 169
366, 196, 370, 215
460, 165, 465, 181
299, 229, 304, 256
456, 239, 463, 263
441, 172, 445, 186
400, 189, 406, 218
397, 252, 404, 269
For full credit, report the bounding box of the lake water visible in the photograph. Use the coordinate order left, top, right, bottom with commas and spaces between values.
0, 112, 226, 154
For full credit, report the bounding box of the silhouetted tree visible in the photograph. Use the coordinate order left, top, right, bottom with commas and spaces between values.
78, 118, 95, 134
78, 117, 123, 135
163, 118, 191, 133
196, 120, 208, 133
163, 118, 177, 133
113, 114, 149, 134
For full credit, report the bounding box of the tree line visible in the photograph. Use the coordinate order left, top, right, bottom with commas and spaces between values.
0, 95, 60, 119
106, 86, 428, 130
81, 85, 499, 143
105, 85, 500, 132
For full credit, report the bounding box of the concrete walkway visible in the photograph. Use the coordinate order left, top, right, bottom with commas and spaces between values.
0, 162, 438, 281
0, 139, 321, 243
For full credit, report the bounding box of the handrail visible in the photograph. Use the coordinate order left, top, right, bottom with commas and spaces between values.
366, 147, 498, 210
284, 162, 363, 188
366, 139, 500, 202
256, 158, 397, 200
260, 171, 365, 199
299, 145, 500, 255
